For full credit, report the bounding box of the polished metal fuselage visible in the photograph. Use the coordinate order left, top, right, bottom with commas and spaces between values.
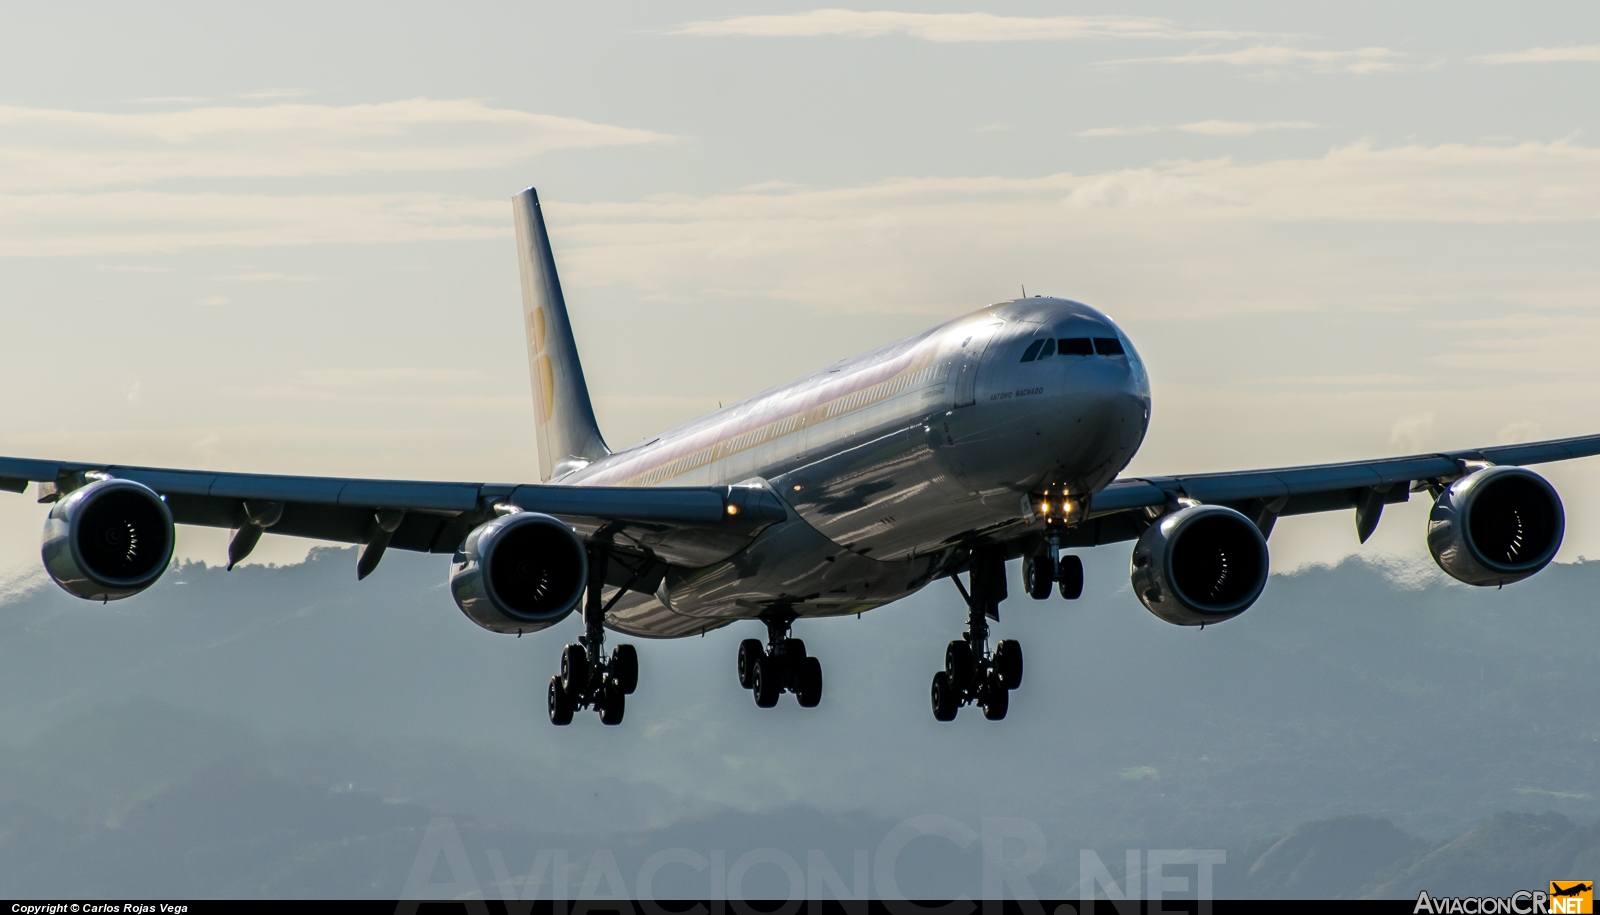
568, 297, 1153, 638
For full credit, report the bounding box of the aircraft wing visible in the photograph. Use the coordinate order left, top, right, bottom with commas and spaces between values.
0, 456, 788, 570
1066, 432, 1600, 547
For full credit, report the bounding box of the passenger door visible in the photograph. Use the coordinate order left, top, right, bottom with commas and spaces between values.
952, 320, 1003, 407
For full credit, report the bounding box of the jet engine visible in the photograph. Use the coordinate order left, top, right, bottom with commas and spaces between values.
1130, 504, 1269, 626
449, 512, 588, 634
1427, 466, 1563, 587
41, 477, 175, 601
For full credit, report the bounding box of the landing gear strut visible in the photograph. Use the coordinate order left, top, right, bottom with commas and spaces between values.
737, 614, 823, 708
548, 546, 638, 726
932, 546, 1022, 722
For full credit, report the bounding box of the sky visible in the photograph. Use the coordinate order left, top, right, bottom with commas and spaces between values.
2, 2, 1599, 576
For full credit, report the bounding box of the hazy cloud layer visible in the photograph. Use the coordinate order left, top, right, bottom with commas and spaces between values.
670, 10, 1254, 42
546, 140, 1600, 311
1477, 45, 1600, 64
1079, 120, 1319, 137
1107, 45, 1402, 74
10, 139, 1594, 259
0, 98, 669, 191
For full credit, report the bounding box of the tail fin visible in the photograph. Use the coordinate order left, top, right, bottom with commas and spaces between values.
512, 188, 610, 482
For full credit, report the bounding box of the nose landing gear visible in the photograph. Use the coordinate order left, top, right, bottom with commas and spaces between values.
932, 546, 1023, 722
548, 546, 638, 726
737, 614, 823, 708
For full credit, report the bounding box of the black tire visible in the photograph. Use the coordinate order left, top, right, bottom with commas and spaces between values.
1057, 554, 1084, 600
737, 638, 762, 689
752, 654, 780, 708
1024, 553, 1054, 600
931, 671, 957, 722
945, 640, 974, 691
995, 639, 1023, 689
612, 644, 639, 695
561, 643, 589, 695
983, 671, 1009, 720
783, 638, 807, 672
598, 686, 625, 725
797, 656, 823, 708
547, 676, 573, 726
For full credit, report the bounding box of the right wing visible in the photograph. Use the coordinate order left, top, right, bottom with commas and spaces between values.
0, 456, 788, 572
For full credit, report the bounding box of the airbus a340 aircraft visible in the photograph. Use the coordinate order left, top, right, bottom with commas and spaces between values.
5, 188, 1595, 726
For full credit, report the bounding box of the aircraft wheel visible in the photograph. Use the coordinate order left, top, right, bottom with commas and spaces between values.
1057, 554, 1084, 600
598, 685, 625, 725
561, 643, 588, 694
737, 638, 762, 689
612, 644, 638, 695
1024, 553, 1054, 600
752, 654, 780, 708
548, 676, 573, 726
796, 656, 823, 708
945, 640, 974, 691
931, 671, 958, 722
783, 638, 807, 673
982, 671, 1009, 720
995, 639, 1023, 689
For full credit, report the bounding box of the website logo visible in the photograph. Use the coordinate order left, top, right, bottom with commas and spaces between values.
1550, 882, 1594, 915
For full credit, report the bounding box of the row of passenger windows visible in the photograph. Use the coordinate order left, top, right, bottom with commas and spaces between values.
1019, 336, 1125, 362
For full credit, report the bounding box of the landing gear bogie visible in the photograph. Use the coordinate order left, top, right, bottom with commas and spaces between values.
930, 546, 1024, 722
738, 616, 824, 709
544, 546, 641, 726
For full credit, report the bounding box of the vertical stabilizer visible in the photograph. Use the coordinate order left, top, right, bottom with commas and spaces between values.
513, 188, 610, 481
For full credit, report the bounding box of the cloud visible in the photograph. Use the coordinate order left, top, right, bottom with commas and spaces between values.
670, 10, 1255, 42
1079, 121, 1318, 137
537, 139, 1600, 313
293, 368, 486, 387
1177, 119, 1319, 136
0, 98, 671, 191
209, 272, 319, 282
196, 295, 230, 306
1477, 45, 1600, 65
0, 191, 505, 256
8, 140, 1599, 263
1108, 45, 1401, 74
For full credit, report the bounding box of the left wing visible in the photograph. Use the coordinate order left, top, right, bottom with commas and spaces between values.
1064, 432, 1600, 548
0, 456, 788, 572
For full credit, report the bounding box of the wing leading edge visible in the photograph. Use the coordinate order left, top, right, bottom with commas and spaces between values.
1069, 432, 1600, 548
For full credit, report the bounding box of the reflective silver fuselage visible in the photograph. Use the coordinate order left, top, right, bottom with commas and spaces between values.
569, 297, 1153, 638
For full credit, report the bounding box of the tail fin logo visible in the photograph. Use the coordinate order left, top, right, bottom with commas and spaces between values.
528, 308, 554, 425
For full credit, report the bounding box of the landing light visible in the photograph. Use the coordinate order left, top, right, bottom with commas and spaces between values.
726, 504, 739, 516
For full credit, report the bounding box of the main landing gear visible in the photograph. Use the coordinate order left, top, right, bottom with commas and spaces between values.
931, 546, 1025, 722
737, 614, 823, 709
548, 546, 638, 726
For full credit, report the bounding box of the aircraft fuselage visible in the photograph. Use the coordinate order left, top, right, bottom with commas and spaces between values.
570, 297, 1152, 637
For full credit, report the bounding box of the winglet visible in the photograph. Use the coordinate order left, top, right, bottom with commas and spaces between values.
513, 188, 610, 482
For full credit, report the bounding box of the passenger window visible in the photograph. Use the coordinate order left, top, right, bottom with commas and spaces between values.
1093, 337, 1125, 356
1057, 337, 1093, 356
1019, 340, 1045, 362
1037, 338, 1056, 359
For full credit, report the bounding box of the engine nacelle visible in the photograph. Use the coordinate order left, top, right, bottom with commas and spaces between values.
1130, 504, 1269, 626
1427, 466, 1563, 587
449, 512, 588, 634
41, 478, 175, 601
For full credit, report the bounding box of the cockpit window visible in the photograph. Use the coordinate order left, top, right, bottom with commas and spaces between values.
1092, 337, 1125, 356
1037, 338, 1056, 359
1019, 339, 1045, 362
1057, 337, 1093, 356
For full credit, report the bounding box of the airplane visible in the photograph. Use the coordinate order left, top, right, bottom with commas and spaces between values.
3, 187, 1595, 727
1551, 883, 1593, 898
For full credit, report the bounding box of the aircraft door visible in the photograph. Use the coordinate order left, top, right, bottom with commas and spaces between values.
952, 321, 1003, 407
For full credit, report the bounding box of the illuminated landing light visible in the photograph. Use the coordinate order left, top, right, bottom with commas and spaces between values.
726, 504, 740, 516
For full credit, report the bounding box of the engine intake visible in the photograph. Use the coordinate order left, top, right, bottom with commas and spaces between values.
450, 512, 588, 634
41, 478, 175, 601
1131, 504, 1269, 626
1427, 466, 1563, 586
